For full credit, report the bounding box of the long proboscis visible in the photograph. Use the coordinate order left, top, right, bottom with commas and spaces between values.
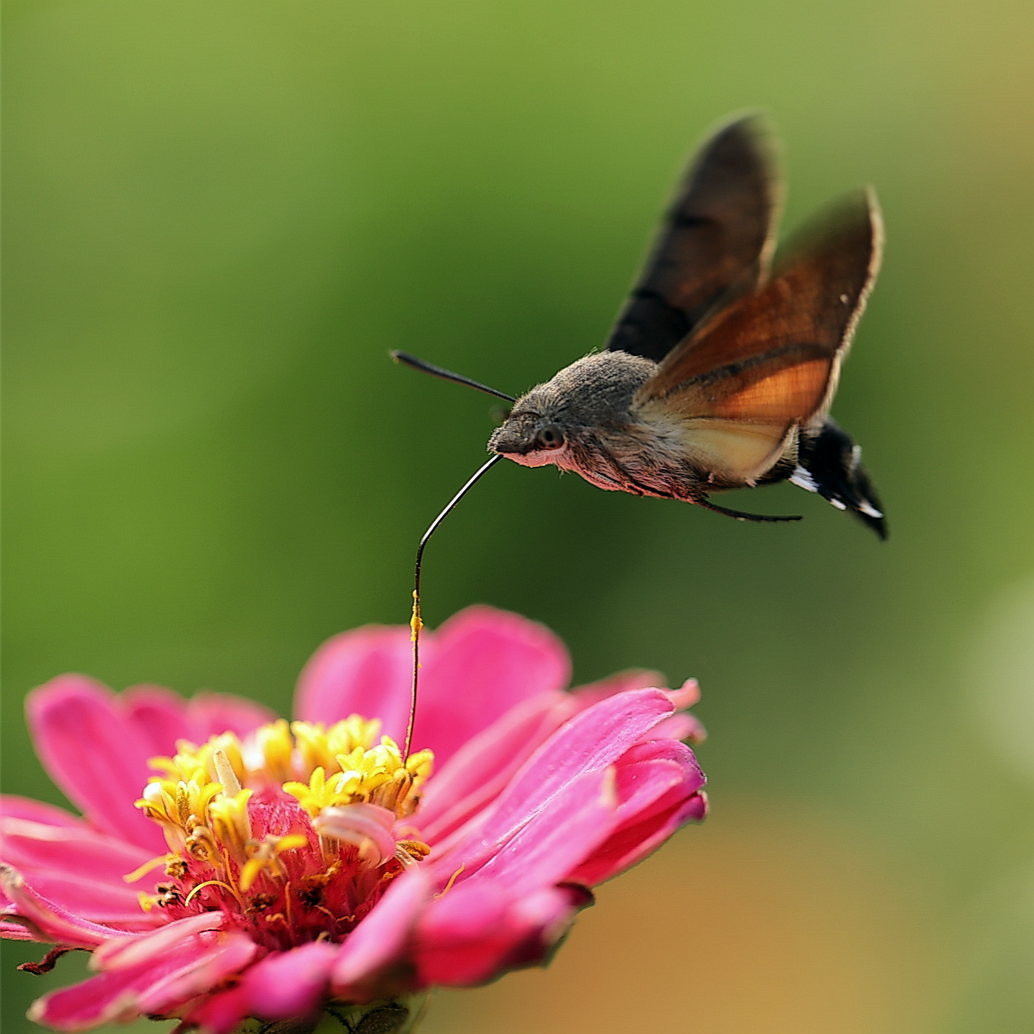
403, 454, 504, 760
391, 350, 516, 403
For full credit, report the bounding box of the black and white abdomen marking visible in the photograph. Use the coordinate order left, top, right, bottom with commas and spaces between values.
790, 418, 886, 538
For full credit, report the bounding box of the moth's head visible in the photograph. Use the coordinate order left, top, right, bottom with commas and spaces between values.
487, 388, 575, 467
487, 352, 654, 468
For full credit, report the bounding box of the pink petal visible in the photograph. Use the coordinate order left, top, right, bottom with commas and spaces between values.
0, 796, 85, 828
26, 677, 167, 852
566, 668, 669, 708
0, 864, 136, 947
431, 689, 675, 877
122, 686, 276, 758
294, 624, 414, 741
574, 790, 708, 887
6, 873, 161, 930
567, 741, 706, 886
30, 957, 176, 1031
666, 678, 701, 709
2, 811, 155, 885
0, 798, 162, 929
294, 606, 571, 767
649, 712, 707, 743
185, 985, 250, 1034
331, 865, 432, 994
240, 942, 339, 1020
313, 803, 397, 866
608, 740, 705, 817
409, 606, 571, 766
135, 932, 258, 1015
187, 691, 277, 741
416, 691, 569, 843
31, 932, 257, 1031
455, 768, 617, 895
0, 918, 35, 939
118, 686, 196, 757
93, 912, 225, 970
419, 671, 672, 845
415, 882, 583, 986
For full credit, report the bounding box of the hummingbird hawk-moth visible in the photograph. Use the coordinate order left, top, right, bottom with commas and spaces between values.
394, 114, 887, 538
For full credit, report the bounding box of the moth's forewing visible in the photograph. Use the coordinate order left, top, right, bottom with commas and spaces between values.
605, 114, 781, 362
634, 188, 882, 484
673, 346, 834, 421
640, 188, 881, 399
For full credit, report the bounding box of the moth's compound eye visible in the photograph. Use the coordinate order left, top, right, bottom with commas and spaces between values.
536, 424, 565, 450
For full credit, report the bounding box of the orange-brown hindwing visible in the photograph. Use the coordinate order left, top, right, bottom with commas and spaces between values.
634, 188, 882, 484
640, 188, 882, 417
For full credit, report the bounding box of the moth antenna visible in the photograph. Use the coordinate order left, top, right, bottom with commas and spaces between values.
391, 351, 517, 403
403, 454, 504, 760
696, 496, 803, 524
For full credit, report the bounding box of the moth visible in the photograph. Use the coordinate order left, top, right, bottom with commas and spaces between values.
395, 114, 887, 538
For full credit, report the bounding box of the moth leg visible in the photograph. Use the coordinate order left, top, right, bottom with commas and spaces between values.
694, 495, 803, 523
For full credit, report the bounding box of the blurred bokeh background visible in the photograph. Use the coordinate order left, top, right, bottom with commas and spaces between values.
3, 1, 1033, 1031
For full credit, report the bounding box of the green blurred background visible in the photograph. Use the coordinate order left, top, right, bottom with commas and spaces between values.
3, 1, 1033, 1031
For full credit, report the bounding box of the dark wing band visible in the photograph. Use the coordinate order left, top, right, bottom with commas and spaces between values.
605, 114, 781, 362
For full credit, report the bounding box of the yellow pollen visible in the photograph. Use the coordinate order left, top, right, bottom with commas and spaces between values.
411, 592, 423, 642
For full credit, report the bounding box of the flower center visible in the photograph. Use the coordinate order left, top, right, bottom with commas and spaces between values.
131, 717, 433, 950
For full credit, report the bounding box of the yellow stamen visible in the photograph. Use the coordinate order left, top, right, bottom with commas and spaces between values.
183, 879, 241, 908
208, 789, 254, 864
395, 840, 432, 868
211, 749, 242, 796
133, 714, 435, 917
436, 863, 465, 898
256, 720, 294, 783
239, 834, 308, 892
123, 854, 178, 884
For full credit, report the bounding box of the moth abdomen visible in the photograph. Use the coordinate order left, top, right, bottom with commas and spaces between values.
789, 418, 887, 539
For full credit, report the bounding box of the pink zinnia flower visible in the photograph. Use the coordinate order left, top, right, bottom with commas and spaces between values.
2, 605, 707, 1033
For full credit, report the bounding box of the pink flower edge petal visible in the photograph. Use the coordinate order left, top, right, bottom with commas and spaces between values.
93, 912, 226, 971
294, 624, 415, 742
454, 767, 618, 895
7, 873, 163, 930
188, 692, 278, 741
2, 812, 157, 885
25, 677, 167, 853
432, 688, 675, 876
410, 606, 572, 766
331, 865, 433, 995
136, 933, 259, 1016
119, 685, 197, 758
0, 795, 85, 828
416, 690, 569, 842
0, 864, 136, 948
240, 941, 340, 1021
31, 933, 258, 1032
186, 985, 251, 1034
415, 882, 589, 987
571, 790, 708, 886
